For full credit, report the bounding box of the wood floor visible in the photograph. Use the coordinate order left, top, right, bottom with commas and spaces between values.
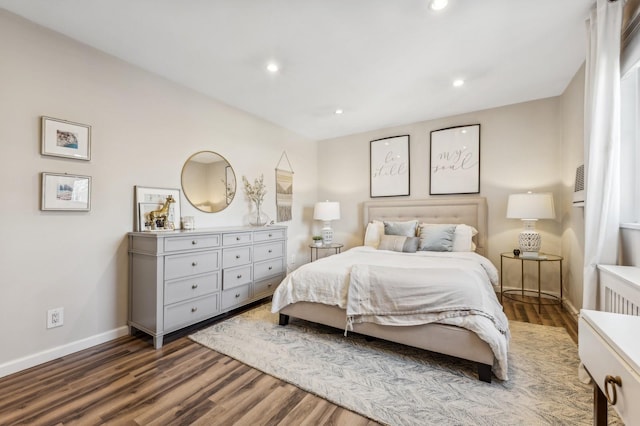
0, 296, 577, 425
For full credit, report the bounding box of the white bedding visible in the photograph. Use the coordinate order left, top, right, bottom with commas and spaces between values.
271, 246, 510, 380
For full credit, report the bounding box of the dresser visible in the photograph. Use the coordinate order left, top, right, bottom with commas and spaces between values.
128, 226, 287, 348
579, 310, 640, 425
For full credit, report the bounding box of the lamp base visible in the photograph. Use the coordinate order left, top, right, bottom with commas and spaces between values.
518, 229, 541, 254
321, 221, 334, 245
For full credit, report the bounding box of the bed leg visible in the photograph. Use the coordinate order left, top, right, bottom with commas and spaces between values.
477, 363, 492, 383
278, 314, 289, 326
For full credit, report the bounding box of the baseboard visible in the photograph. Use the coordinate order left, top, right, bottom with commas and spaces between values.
0, 326, 129, 379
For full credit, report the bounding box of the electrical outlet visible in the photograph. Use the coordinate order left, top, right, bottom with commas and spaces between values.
47, 307, 64, 329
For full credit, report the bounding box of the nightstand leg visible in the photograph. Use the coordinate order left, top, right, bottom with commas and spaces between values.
537, 261, 542, 313
500, 256, 504, 303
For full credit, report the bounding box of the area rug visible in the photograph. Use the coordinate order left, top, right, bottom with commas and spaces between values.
190, 303, 619, 425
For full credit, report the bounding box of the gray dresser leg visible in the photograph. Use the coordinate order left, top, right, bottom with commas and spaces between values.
153, 335, 163, 349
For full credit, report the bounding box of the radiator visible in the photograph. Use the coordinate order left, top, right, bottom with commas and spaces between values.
598, 265, 640, 315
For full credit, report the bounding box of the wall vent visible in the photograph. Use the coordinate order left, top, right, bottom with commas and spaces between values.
573, 164, 584, 206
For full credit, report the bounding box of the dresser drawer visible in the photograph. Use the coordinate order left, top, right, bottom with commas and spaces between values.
579, 315, 640, 422
164, 293, 219, 331
223, 232, 252, 247
223, 265, 252, 289
254, 258, 284, 281
164, 272, 220, 305
165, 250, 220, 281
254, 228, 285, 242
253, 275, 283, 299
221, 284, 251, 310
164, 234, 220, 252
253, 241, 284, 262
223, 246, 252, 268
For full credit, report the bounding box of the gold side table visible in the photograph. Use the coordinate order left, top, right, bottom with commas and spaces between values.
500, 252, 563, 312
309, 243, 343, 262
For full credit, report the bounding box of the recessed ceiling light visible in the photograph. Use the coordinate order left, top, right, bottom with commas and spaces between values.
335, 109, 344, 115
266, 62, 279, 73
430, 0, 448, 11
453, 79, 465, 87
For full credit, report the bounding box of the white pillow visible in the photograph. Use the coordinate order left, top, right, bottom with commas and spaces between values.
419, 223, 478, 252
364, 220, 384, 248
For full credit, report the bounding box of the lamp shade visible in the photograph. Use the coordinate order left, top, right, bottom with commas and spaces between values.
506, 192, 555, 220
313, 201, 340, 221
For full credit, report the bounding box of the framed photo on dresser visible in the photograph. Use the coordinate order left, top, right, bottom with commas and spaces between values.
134, 186, 181, 231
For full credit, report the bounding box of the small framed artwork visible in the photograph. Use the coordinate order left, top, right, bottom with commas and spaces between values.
41, 116, 91, 161
370, 135, 410, 197
41, 172, 91, 211
430, 124, 480, 195
134, 186, 181, 231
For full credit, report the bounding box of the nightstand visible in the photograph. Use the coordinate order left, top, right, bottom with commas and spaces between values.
500, 252, 563, 312
309, 243, 344, 262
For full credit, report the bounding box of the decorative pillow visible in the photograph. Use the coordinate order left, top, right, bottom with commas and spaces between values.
452, 224, 478, 252
419, 223, 478, 252
377, 235, 420, 253
383, 220, 419, 237
418, 224, 456, 252
363, 220, 385, 248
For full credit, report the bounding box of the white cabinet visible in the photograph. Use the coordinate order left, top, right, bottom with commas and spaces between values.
128, 226, 287, 348
579, 310, 640, 425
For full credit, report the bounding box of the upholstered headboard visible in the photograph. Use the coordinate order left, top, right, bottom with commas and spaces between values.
363, 197, 488, 256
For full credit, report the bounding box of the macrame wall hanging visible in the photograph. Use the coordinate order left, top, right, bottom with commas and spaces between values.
275, 151, 294, 222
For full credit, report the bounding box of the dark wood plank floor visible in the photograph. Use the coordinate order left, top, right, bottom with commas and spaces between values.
0, 296, 577, 425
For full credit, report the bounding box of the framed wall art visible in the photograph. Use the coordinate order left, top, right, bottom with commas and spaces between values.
41, 172, 91, 211
430, 124, 480, 195
41, 116, 91, 161
134, 186, 181, 231
370, 135, 410, 197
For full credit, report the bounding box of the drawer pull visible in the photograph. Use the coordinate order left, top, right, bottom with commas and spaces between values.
236, 237, 241, 241
268, 266, 273, 270
268, 233, 272, 237
268, 284, 272, 288
192, 240, 198, 245
192, 261, 198, 267
191, 307, 198, 313
235, 293, 240, 298
237, 274, 242, 279
604, 375, 622, 406
235, 255, 241, 259
268, 249, 273, 253
192, 284, 198, 289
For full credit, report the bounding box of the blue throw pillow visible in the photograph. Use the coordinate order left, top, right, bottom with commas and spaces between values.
383, 220, 418, 237
418, 224, 456, 252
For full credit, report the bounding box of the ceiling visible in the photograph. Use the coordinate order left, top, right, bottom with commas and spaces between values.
0, 0, 594, 140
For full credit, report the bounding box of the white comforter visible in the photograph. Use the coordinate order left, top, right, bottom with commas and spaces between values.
271, 246, 510, 380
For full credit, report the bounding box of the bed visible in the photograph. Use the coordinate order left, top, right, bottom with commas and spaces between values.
271, 197, 509, 382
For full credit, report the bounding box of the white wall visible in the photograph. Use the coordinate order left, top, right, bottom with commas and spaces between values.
318, 98, 566, 296
560, 64, 586, 313
0, 10, 318, 375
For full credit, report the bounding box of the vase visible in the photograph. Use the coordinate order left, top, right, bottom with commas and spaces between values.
249, 202, 269, 226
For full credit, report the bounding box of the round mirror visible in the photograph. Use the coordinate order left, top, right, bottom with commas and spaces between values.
181, 151, 236, 213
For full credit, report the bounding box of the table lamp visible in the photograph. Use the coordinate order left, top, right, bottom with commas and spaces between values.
313, 201, 340, 245
506, 192, 555, 258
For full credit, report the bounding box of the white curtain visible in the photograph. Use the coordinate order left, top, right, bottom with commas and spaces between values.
583, 0, 624, 310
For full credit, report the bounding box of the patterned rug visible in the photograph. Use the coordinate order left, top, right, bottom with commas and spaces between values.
190, 303, 619, 426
